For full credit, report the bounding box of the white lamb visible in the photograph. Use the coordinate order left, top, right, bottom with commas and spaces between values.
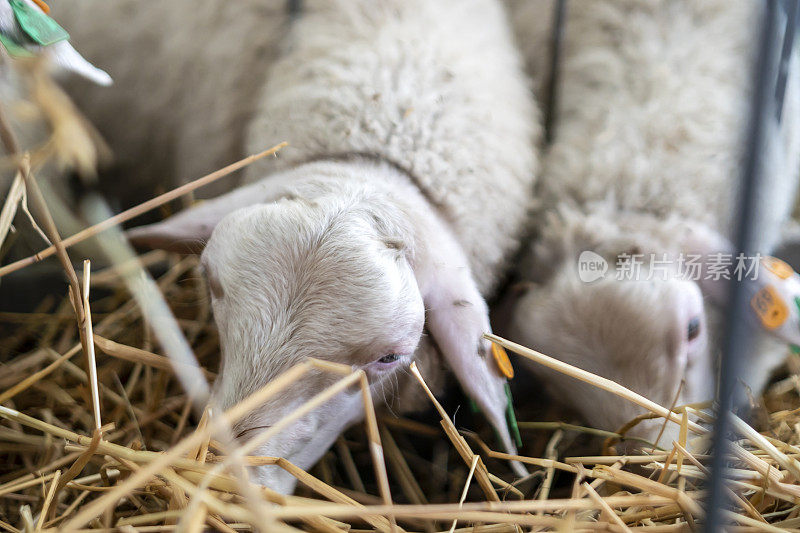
129, 0, 539, 493
507, 0, 800, 445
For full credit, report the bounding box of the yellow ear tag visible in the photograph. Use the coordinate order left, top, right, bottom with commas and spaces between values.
762, 256, 794, 280
750, 285, 789, 330
490, 342, 514, 379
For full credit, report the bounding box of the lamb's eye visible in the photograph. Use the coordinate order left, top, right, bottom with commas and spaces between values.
378, 354, 400, 364
687, 317, 701, 341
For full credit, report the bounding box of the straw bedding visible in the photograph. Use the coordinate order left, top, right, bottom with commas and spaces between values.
2, 57, 800, 533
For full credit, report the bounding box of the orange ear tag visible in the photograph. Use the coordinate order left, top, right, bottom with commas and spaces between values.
490, 342, 514, 379
762, 256, 794, 280
31, 0, 50, 14
750, 285, 789, 330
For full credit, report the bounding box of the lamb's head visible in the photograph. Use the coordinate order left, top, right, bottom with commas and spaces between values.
509, 206, 734, 447
128, 162, 521, 491
204, 198, 425, 492
511, 263, 714, 447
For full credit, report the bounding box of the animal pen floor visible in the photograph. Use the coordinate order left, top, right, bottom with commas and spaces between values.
2, 248, 800, 531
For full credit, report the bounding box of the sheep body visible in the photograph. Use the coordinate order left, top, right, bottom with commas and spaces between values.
243, 0, 538, 294
54, 0, 539, 293
508, 0, 800, 440
536, 0, 798, 234
53, 0, 539, 290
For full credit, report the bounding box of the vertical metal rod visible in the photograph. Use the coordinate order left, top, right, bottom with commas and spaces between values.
544, 0, 567, 145
775, 0, 799, 122
287, 0, 302, 18
705, 2, 781, 530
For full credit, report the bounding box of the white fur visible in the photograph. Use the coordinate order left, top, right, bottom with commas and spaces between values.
128, 0, 538, 492
507, 0, 800, 445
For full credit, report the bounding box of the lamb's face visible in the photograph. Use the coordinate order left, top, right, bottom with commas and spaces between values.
203, 199, 425, 493
511, 268, 714, 447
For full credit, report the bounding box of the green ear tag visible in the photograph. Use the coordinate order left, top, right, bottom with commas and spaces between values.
9, 0, 69, 46
465, 385, 522, 448
790, 297, 800, 354
504, 383, 522, 448
0, 33, 34, 57
467, 398, 481, 414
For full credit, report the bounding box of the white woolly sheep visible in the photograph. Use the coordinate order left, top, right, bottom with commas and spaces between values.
128, 0, 539, 493
507, 0, 800, 446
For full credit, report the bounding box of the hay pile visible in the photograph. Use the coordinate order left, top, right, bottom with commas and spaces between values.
4, 252, 800, 532
3, 60, 800, 533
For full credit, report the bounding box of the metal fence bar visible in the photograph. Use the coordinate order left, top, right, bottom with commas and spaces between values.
705, 1, 793, 530
775, 0, 799, 121
287, 0, 302, 18
544, 0, 567, 145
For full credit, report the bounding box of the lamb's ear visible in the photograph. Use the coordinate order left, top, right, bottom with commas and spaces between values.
413, 219, 526, 476
44, 41, 113, 86
128, 178, 291, 253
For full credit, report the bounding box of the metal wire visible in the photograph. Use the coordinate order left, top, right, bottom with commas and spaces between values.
544, 0, 567, 145
705, 1, 795, 530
